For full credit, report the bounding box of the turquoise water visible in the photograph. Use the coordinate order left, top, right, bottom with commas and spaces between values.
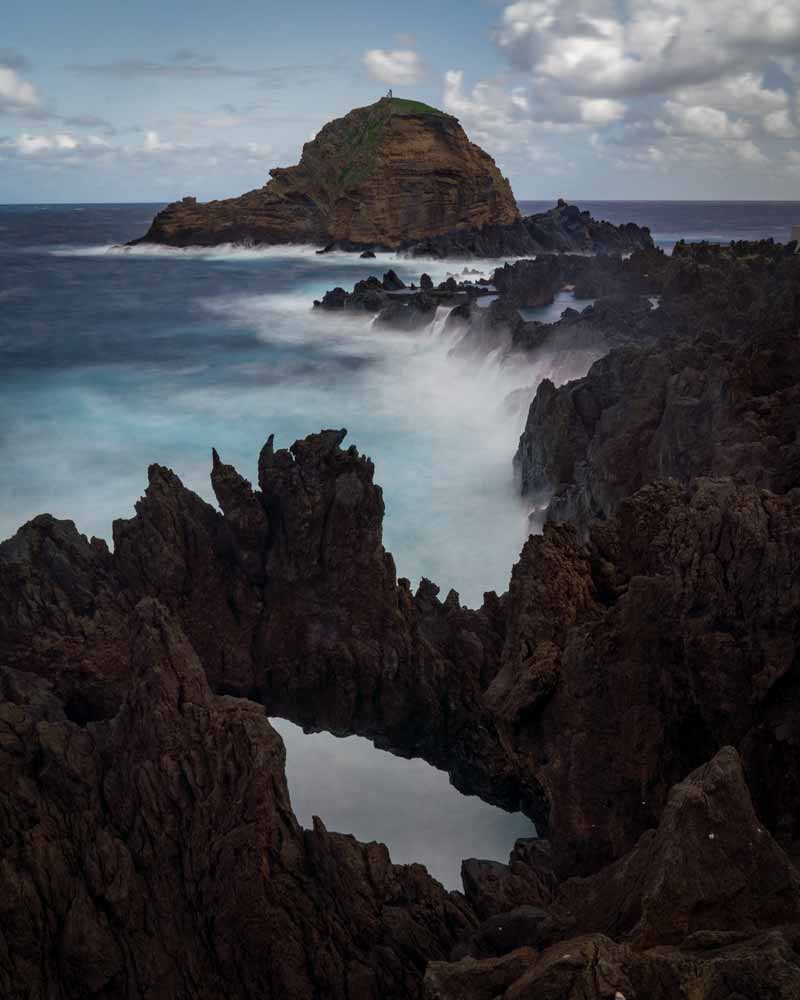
0, 206, 551, 607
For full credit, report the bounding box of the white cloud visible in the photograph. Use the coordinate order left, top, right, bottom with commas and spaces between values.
494, 0, 800, 99
143, 130, 175, 153
591, 124, 772, 175
764, 108, 799, 138
0, 64, 42, 114
0, 130, 274, 176
10, 132, 78, 155
783, 150, 800, 174
579, 98, 625, 124
442, 70, 572, 175
362, 49, 426, 86
443, 69, 625, 140
733, 139, 769, 164
662, 101, 751, 140
443, 70, 528, 152
673, 73, 788, 115
442, 0, 798, 191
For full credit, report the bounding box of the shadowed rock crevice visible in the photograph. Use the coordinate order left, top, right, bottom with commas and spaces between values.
0, 600, 476, 999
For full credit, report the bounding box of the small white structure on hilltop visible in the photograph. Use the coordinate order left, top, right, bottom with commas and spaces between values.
793, 223, 800, 249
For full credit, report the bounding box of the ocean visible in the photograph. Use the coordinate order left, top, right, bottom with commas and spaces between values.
2, 199, 796, 888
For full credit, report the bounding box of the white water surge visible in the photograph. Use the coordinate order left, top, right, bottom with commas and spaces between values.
3, 236, 603, 889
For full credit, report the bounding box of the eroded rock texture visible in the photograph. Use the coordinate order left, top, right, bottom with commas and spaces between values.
515, 240, 800, 528
2, 238, 799, 998
0, 599, 475, 999
426, 748, 800, 999
134, 97, 519, 250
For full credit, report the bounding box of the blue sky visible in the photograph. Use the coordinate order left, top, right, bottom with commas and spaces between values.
2, 0, 799, 202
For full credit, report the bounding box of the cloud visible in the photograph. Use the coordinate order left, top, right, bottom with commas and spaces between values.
143, 130, 175, 153
0, 128, 275, 176
444, 1, 799, 187
0, 57, 43, 115
672, 73, 788, 116
662, 100, 751, 140
171, 48, 215, 64
362, 49, 426, 86
441, 70, 574, 175
62, 114, 116, 134
68, 58, 334, 87
764, 108, 800, 138
0, 49, 30, 72
591, 122, 772, 175
442, 69, 624, 144
783, 150, 800, 174
2, 131, 111, 157
579, 98, 625, 124
493, 0, 800, 99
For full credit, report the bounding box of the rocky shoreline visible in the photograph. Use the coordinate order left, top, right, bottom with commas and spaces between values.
2, 235, 799, 998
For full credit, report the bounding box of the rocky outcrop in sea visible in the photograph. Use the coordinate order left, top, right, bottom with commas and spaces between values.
132, 96, 519, 250
130, 86, 653, 259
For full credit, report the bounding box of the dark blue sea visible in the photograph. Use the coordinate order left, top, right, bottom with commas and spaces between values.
2, 199, 795, 886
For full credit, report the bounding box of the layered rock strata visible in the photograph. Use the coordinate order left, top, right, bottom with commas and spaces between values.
133, 97, 519, 250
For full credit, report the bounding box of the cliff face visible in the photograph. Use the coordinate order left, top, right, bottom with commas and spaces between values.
134, 97, 519, 248
514, 240, 800, 531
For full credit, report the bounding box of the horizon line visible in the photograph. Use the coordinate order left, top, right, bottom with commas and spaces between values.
2, 198, 800, 207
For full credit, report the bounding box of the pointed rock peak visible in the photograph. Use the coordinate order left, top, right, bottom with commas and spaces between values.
257, 434, 277, 492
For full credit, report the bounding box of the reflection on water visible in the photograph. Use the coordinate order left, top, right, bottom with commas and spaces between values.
272, 718, 533, 890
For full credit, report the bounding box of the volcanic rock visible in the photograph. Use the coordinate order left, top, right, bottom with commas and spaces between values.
0, 599, 476, 999
405, 200, 654, 259
426, 749, 800, 999
514, 240, 800, 529
133, 97, 519, 249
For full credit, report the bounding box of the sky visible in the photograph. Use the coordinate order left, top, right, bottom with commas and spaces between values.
2, 0, 799, 202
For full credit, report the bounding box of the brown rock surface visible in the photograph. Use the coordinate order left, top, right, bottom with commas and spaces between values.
0, 599, 475, 999
134, 97, 519, 249
427, 749, 800, 999
428, 929, 800, 1000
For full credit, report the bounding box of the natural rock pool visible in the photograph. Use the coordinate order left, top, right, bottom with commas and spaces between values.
271, 719, 534, 889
